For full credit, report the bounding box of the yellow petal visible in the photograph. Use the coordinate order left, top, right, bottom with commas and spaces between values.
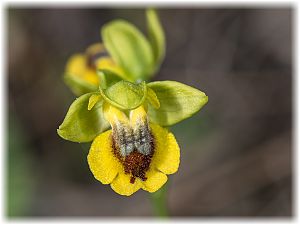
87, 130, 122, 184
86, 43, 105, 56
66, 54, 87, 76
65, 54, 99, 86
96, 57, 115, 70
142, 168, 167, 193
82, 69, 100, 86
95, 57, 128, 80
111, 172, 142, 196
150, 123, 180, 174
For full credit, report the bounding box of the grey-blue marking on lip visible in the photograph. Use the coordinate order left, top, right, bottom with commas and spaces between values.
113, 119, 153, 157
133, 120, 153, 155
114, 123, 134, 157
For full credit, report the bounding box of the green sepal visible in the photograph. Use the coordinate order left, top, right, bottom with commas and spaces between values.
64, 73, 98, 96
147, 81, 208, 126
101, 20, 154, 81
97, 69, 123, 89
146, 9, 165, 69
57, 92, 109, 143
100, 80, 147, 110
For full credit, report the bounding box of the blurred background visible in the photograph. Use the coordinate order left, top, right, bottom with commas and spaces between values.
7, 7, 292, 217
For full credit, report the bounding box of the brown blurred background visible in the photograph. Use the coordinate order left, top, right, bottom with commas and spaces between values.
7, 7, 292, 217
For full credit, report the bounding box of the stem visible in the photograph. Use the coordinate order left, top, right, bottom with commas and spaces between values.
150, 183, 169, 217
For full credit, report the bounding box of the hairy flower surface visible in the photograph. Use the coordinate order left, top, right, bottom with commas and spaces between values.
87, 104, 180, 196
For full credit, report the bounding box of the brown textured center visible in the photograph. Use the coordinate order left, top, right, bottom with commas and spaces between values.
112, 134, 154, 184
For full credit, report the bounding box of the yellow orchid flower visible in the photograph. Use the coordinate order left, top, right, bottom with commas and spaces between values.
58, 10, 208, 201
65, 43, 126, 95
87, 104, 180, 196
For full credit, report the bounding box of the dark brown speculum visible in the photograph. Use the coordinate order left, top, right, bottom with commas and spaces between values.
112, 134, 155, 184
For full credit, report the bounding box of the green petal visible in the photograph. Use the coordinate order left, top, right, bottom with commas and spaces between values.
88, 94, 101, 110
100, 80, 147, 110
64, 73, 98, 96
147, 81, 208, 126
147, 86, 160, 109
101, 20, 154, 81
146, 9, 165, 69
57, 93, 109, 143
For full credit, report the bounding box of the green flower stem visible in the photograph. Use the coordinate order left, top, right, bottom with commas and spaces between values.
150, 183, 169, 217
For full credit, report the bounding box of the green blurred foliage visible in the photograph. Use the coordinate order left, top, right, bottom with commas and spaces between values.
7, 114, 35, 217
